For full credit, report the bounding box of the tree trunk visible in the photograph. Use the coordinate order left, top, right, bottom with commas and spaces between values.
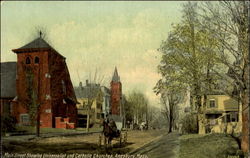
87, 108, 90, 132
36, 68, 41, 137
168, 103, 173, 133
240, 3, 249, 152
36, 113, 40, 137
169, 114, 173, 133
203, 94, 207, 133
146, 104, 148, 130
196, 94, 205, 134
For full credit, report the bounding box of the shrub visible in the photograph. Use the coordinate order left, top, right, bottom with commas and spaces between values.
1, 114, 16, 134
180, 113, 198, 134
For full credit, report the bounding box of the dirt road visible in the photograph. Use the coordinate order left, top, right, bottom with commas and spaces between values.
2, 129, 166, 155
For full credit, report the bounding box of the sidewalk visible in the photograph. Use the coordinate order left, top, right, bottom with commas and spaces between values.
130, 132, 180, 158
129, 132, 167, 154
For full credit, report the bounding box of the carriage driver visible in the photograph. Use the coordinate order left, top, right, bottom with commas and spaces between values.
109, 118, 118, 133
104, 114, 109, 124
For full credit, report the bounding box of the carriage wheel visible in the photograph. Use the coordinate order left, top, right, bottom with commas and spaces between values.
104, 135, 107, 147
124, 131, 127, 144
98, 134, 102, 146
119, 133, 122, 147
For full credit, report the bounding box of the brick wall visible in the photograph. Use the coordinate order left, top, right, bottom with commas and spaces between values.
13, 50, 53, 127
49, 50, 78, 127
110, 81, 122, 115
12, 48, 77, 128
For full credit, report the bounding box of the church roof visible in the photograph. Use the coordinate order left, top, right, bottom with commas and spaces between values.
20, 37, 51, 49
1, 62, 17, 98
12, 37, 66, 59
112, 67, 120, 82
13, 37, 52, 53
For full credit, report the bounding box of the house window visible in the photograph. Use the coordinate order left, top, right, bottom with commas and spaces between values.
20, 114, 30, 125
62, 80, 66, 94
45, 109, 51, 113
209, 99, 216, 108
26, 57, 31, 64
35, 57, 39, 64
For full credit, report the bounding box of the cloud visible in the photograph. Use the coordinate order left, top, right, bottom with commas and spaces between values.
1, 2, 183, 107
47, 9, 166, 106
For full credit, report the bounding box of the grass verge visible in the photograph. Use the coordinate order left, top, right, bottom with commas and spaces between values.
179, 133, 241, 158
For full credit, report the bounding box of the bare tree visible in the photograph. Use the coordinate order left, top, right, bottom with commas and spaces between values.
126, 90, 149, 128
160, 92, 182, 133
199, 1, 249, 152
199, 1, 249, 102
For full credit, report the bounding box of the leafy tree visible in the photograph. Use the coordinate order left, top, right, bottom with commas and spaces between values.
199, 1, 249, 102
199, 1, 249, 152
24, 66, 41, 136
156, 2, 221, 134
1, 114, 16, 134
154, 68, 186, 133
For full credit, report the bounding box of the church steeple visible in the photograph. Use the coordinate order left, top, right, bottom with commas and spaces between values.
112, 67, 120, 82
110, 66, 122, 115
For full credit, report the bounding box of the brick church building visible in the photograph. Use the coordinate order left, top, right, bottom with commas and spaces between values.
11, 36, 78, 128
110, 67, 122, 116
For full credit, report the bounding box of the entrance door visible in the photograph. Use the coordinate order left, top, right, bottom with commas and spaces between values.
78, 114, 87, 128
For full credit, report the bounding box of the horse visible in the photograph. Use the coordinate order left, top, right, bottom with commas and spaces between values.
102, 120, 120, 146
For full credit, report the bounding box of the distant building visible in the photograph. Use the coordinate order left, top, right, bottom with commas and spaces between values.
101, 86, 111, 118
74, 67, 124, 129
110, 67, 123, 130
11, 36, 78, 129
0, 62, 17, 116
74, 80, 103, 128
110, 67, 122, 115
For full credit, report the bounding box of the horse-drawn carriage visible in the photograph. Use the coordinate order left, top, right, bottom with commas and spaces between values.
98, 115, 127, 147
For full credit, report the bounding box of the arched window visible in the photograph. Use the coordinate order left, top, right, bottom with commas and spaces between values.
26, 57, 31, 64
35, 57, 39, 64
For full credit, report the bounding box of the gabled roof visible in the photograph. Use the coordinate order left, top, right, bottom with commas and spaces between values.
112, 67, 120, 82
74, 84, 101, 99
1, 62, 17, 98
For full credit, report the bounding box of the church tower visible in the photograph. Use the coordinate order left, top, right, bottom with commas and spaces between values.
12, 34, 78, 128
110, 67, 122, 115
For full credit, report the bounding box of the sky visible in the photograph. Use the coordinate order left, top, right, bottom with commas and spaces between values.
1, 1, 184, 107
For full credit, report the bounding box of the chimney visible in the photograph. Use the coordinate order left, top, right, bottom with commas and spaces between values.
79, 82, 82, 88
86, 80, 89, 86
